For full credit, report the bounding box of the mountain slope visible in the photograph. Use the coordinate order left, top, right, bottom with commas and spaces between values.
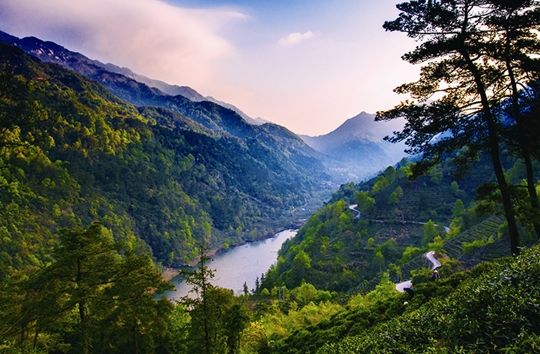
0, 30, 263, 125
261, 150, 535, 293
0, 43, 326, 271
0, 31, 324, 172
270, 245, 540, 353
301, 112, 406, 180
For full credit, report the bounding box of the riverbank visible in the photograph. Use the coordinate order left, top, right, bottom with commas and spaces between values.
160, 223, 304, 282
165, 229, 298, 299
162, 267, 180, 282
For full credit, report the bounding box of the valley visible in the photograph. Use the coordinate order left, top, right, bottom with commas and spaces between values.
1, 0, 540, 352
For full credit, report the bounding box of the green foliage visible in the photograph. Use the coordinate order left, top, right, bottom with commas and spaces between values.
371, 175, 389, 193
452, 199, 465, 218
292, 250, 312, 271
376, 0, 540, 255
450, 180, 460, 194
240, 298, 343, 353
160, 305, 191, 354
462, 235, 495, 254
290, 283, 332, 306
348, 273, 399, 309
0, 44, 323, 271
264, 151, 515, 293
422, 220, 438, 245
182, 247, 250, 354
400, 246, 422, 264
318, 245, 540, 353
0, 223, 173, 353
356, 191, 375, 212
388, 185, 403, 204
427, 235, 444, 253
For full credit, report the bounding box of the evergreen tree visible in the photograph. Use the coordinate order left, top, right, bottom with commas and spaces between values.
484, 0, 540, 238
182, 247, 250, 354
183, 245, 215, 354
2, 222, 172, 353
379, 0, 523, 254
255, 276, 260, 294
422, 220, 439, 245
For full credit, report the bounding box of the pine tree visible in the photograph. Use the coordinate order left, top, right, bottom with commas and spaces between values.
379, 0, 525, 254
4, 222, 172, 353
484, 0, 540, 238
183, 245, 215, 354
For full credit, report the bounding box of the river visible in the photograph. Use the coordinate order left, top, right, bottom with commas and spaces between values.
165, 229, 297, 300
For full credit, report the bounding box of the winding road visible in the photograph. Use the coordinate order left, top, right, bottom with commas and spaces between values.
347, 203, 449, 232
345, 203, 444, 293
348, 204, 361, 219
395, 251, 441, 292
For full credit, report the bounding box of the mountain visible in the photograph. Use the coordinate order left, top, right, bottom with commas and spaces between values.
0, 42, 331, 270
261, 151, 524, 293
100, 63, 267, 125
0, 30, 264, 126
0, 31, 323, 168
301, 112, 407, 180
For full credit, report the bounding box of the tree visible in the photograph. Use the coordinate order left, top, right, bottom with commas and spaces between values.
182, 245, 251, 354
348, 272, 398, 309
379, 0, 522, 255
45, 223, 120, 354
160, 304, 191, 354
422, 220, 439, 245
223, 300, 250, 354
254, 277, 260, 294
401, 246, 423, 263
451, 180, 460, 194
183, 245, 215, 354
452, 199, 466, 218
483, 0, 540, 238
290, 283, 321, 306
388, 186, 404, 204
3, 222, 173, 353
373, 250, 385, 272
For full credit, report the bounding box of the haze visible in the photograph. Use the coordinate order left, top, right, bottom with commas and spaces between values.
0, 0, 418, 135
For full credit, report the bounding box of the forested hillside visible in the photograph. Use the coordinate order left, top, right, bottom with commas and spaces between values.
250, 244, 540, 353
0, 43, 326, 271
261, 153, 538, 293
239, 1, 540, 352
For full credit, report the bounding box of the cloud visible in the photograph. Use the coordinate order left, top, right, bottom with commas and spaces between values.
0, 0, 246, 89
278, 30, 315, 47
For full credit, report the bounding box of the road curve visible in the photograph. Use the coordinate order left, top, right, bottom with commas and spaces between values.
348, 204, 361, 219
344, 204, 443, 293
395, 251, 441, 292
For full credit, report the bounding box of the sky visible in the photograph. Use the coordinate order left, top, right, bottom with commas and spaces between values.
0, 0, 418, 135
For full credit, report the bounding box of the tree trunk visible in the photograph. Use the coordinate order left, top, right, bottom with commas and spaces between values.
461, 48, 521, 255
524, 154, 540, 239
32, 326, 39, 350
77, 258, 89, 354
503, 30, 540, 239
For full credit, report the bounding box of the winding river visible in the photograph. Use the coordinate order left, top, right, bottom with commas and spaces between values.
165, 229, 297, 300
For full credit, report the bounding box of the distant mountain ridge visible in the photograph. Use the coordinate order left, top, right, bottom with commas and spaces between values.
302, 112, 396, 147
0, 30, 264, 125
0, 29, 404, 184
0, 31, 299, 143
301, 112, 407, 180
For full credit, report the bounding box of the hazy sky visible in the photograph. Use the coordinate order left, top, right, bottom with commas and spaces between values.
0, 0, 418, 135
